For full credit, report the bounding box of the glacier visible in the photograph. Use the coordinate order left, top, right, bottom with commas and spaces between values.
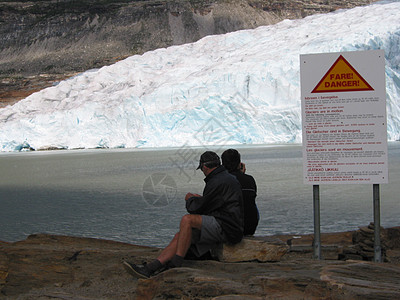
1, 1, 400, 151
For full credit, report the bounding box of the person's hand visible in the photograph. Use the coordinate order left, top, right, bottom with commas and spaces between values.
185, 193, 201, 201
240, 162, 246, 174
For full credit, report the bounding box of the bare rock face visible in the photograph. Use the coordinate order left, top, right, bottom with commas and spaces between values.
0, 234, 155, 298
0, 0, 379, 106
135, 261, 400, 299
0, 0, 280, 77
1, 229, 400, 299
0, 0, 378, 76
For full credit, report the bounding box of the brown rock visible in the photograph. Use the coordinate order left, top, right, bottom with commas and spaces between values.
358, 241, 374, 252
321, 261, 400, 299
0, 234, 159, 298
212, 296, 264, 300
134, 259, 400, 299
359, 226, 374, 235
362, 238, 375, 247
1, 231, 400, 299
216, 236, 289, 262
386, 250, 400, 265
386, 227, 400, 249
346, 225, 400, 262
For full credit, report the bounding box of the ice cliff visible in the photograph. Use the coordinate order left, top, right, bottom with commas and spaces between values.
1, 1, 399, 151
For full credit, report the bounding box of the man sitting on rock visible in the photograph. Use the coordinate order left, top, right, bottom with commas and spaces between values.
123, 151, 244, 278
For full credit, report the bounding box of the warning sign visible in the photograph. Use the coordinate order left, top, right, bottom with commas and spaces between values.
300, 50, 388, 185
312, 55, 374, 93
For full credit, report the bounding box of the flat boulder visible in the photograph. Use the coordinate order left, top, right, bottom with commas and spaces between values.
215, 236, 289, 262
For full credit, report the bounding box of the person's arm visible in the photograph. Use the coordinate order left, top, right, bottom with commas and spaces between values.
185, 193, 201, 201
185, 181, 220, 214
185, 193, 206, 214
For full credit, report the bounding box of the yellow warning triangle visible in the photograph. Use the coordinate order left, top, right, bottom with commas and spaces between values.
312, 55, 374, 93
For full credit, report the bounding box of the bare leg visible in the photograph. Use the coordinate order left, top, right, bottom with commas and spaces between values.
176, 214, 202, 257
156, 214, 202, 264
157, 232, 179, 265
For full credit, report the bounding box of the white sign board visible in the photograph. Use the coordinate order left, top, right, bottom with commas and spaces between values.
300, 50, 388, 184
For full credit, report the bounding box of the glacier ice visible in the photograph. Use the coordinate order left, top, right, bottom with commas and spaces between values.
1, 1, 400, 151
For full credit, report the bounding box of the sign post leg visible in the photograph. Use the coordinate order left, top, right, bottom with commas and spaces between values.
313, 185, 321, 260
373, 184, 382, 262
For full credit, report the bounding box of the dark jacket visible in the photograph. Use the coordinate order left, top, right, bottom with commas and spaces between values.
186, 165, 244, 244
230, 170, 259, 236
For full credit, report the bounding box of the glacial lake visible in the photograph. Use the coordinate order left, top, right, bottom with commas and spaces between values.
0, 143, 399, 248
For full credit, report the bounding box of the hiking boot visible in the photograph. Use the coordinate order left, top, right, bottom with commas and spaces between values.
123, 261, 152, 279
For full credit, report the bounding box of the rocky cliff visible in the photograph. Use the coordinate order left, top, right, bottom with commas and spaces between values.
0, 0, 377, 107
1, 227, 399, 299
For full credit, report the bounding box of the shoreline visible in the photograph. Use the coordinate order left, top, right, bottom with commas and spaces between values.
0, 140, 399, 155
0, 142, 305, 155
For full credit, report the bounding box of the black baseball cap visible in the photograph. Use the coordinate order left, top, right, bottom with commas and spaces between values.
196, 151, 221, 170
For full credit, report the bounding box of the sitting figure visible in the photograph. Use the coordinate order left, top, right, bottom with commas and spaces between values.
123, 151, 244, 278
222, 149, 259, 236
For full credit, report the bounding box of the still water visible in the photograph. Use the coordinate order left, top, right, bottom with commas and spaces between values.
0, 143, 399, 248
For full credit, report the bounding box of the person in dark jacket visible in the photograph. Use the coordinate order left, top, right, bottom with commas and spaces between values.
123, 151, 244, 279
222, 149, 259, 236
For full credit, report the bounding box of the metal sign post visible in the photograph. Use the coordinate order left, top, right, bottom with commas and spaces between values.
313, 185, 321, 259
373, 184, 382, 262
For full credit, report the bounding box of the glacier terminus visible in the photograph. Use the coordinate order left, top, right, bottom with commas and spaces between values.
0, 1, 400, 151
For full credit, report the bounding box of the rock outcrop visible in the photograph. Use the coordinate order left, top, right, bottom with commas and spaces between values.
0, 0, 378, 76
0, 0, 378, 107
1, 227, 399, 299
